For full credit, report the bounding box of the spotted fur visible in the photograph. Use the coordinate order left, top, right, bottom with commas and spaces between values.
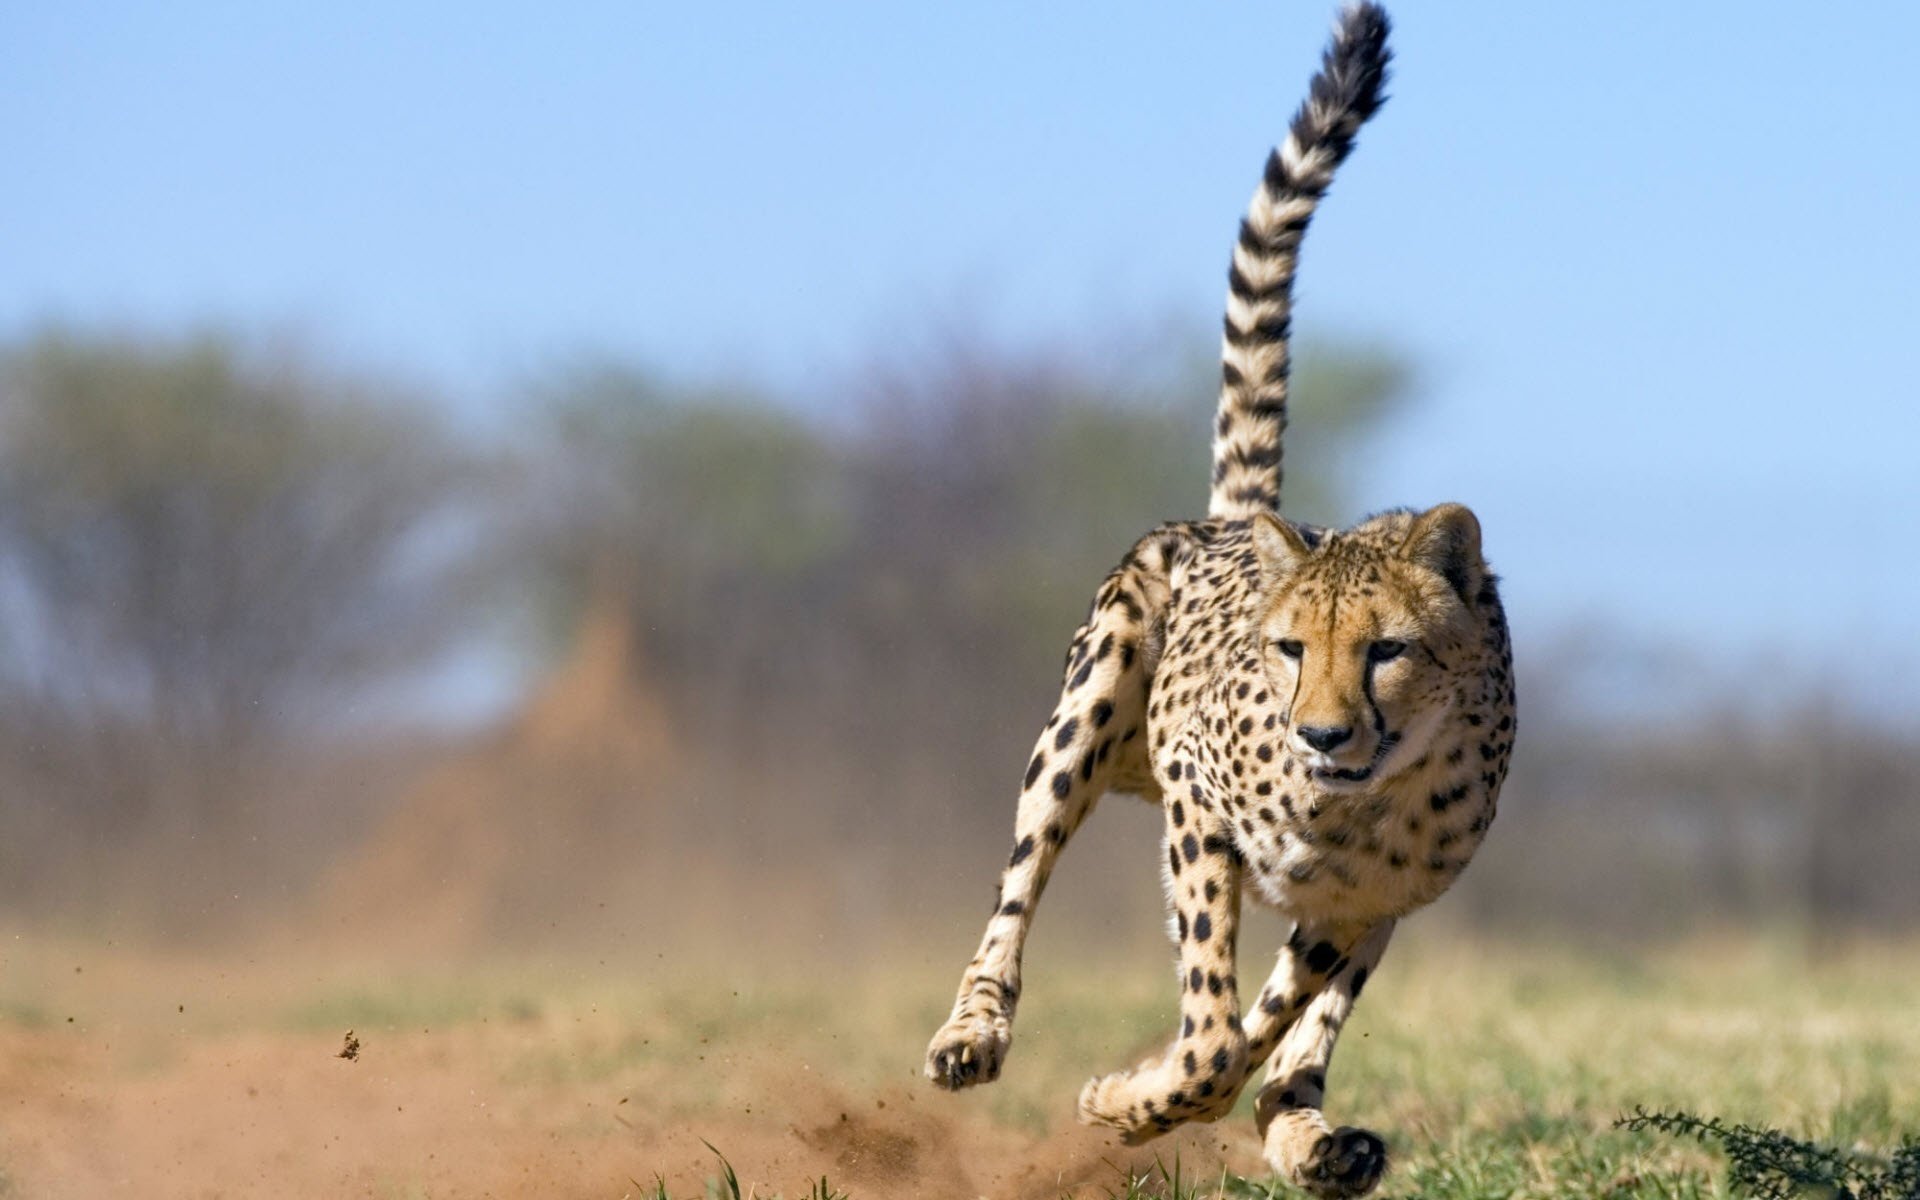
924, 6, 1515, 1196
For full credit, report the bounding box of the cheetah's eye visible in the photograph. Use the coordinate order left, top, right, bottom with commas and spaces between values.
1274, 639, 1303, 660
1368, 640, 1407, 663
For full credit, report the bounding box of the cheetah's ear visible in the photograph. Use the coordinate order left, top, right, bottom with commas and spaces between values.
1251, 511, 1312, 581
1402, 503, 1484, 603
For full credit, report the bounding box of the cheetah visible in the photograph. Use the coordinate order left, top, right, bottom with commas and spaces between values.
922, 5, 1515, 1195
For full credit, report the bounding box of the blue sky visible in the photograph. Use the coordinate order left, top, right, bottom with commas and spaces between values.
5, 2, 1919, 712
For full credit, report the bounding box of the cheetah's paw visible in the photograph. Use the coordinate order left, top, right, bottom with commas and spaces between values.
1294, 1126, 1389, 1199
1076, 1063, 1180, 1143
924, 1014, 1010, 1090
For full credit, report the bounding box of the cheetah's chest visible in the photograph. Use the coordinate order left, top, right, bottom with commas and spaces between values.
1228, 775, 1479, 921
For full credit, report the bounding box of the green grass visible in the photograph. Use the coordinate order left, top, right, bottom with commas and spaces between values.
633, 1146, 852, 1200
611, 935, 1920, 1199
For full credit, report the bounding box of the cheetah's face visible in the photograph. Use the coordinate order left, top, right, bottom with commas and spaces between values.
1250, 505, 1485, 792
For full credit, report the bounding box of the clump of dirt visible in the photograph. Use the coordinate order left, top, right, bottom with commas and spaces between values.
639, 1071, 1260, 1200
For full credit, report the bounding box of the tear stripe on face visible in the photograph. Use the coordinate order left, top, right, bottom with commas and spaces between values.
1365, 700, 1452, 784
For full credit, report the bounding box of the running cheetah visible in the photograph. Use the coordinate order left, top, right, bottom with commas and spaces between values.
922, 6, 1515, 1195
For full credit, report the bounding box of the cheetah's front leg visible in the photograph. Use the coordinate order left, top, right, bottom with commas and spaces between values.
924, 554, 1164, 1090
1248, 920, 1396, 1199
1076, 787, 1249, 1140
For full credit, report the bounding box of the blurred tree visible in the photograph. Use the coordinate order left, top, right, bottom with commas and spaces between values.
510, 329, 1412, 878
519, 359, 850, 688
0, 330, 477, 844
849, 329, 1412, 664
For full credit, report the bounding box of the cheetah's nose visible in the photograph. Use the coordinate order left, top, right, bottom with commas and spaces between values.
1296, 725, 1353, 753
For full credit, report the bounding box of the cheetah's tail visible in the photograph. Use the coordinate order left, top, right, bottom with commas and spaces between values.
1208, 2, 1391, 520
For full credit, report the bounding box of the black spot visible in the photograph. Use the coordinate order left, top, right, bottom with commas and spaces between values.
999, 900, 1024, 916
1054, 719, 1078, 750
1051, 772, 1072, 800
1009, 835, 1034, 865
1069, 659, 1093, 689
1193, 912, 1212, 942
1189, 967, 1203, 992
1171, 800, 1186, 827
1352, 967, 1369, 997
1092, 700, 1115, 728
1212, 1049, 1230, 1074
1304, 940, 1340, 973
1182, 833, 1200, 863
1177, 910, 1188, 940
1024, 754, 1045, 789
1184, 1051, 1198, 1075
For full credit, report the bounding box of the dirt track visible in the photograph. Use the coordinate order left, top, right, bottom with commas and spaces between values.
0, 1019, 1262, 1199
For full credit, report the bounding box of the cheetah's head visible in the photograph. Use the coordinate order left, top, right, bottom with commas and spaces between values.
1250, 503, 1486, 792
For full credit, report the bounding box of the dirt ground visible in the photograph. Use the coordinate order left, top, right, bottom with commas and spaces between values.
3, 933, 1916, 1200
0, 1017, 1254, 1199
0, 931, 1272, 1200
